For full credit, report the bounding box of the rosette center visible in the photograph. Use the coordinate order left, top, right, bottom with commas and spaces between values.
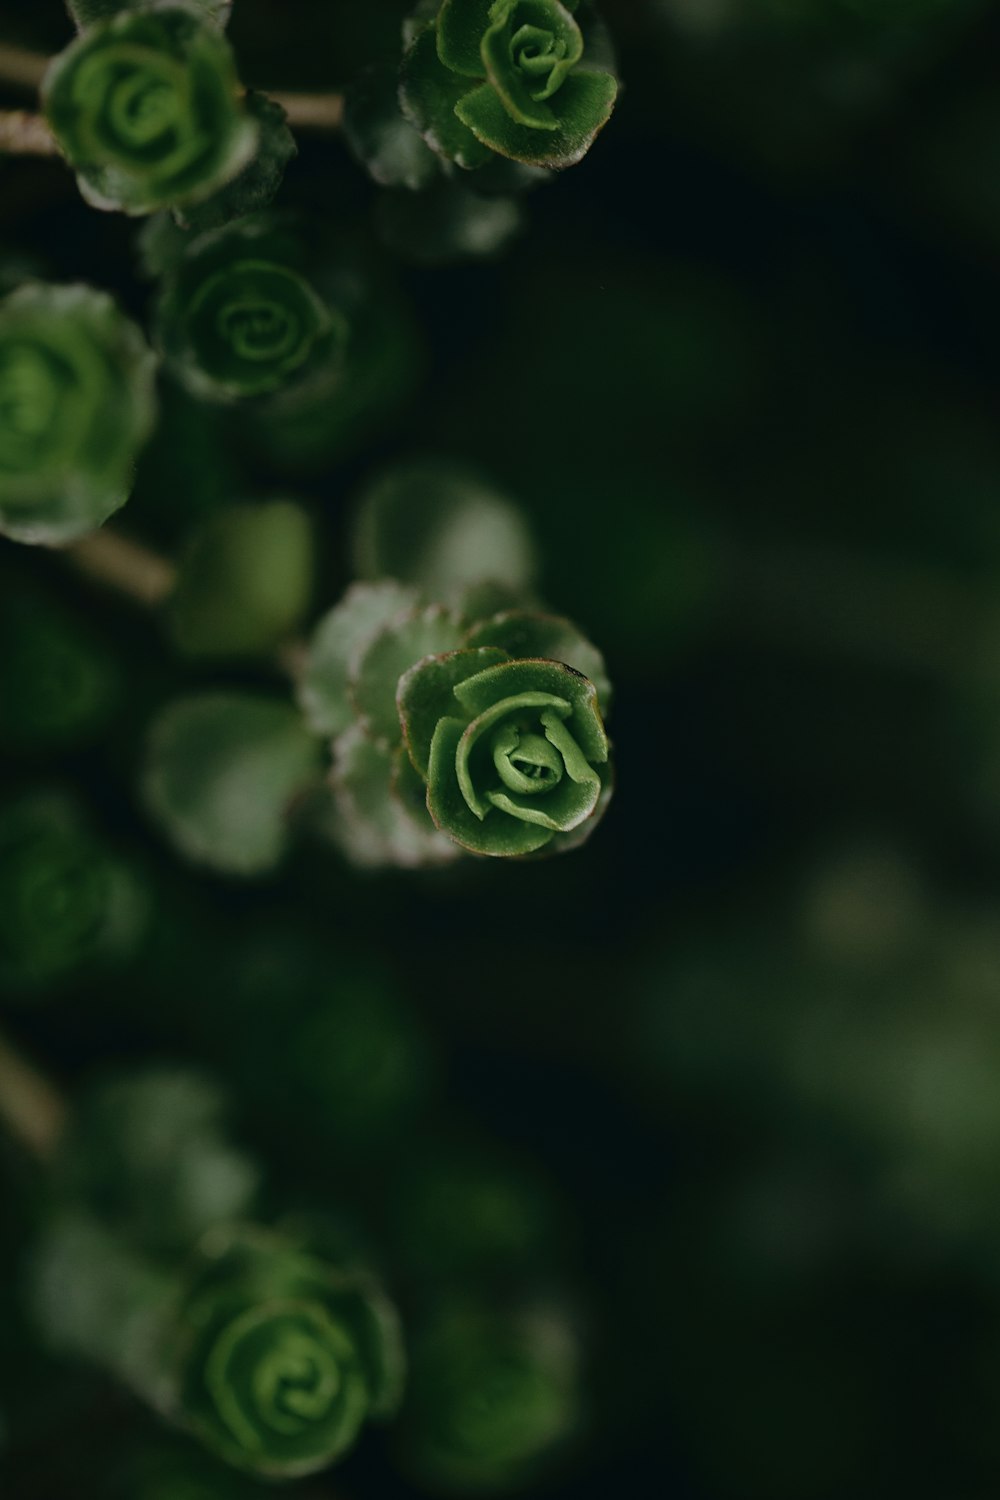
253, 1327, 342, 1436
492, 723, 563, 795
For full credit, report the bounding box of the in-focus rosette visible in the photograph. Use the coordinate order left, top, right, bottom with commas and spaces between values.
172, 1224, 404, 1479
153, 216, 345, 402
43, 3, 258, 217
400, 645, 611, 857
401, 0, 618, 170
0, 283, 156, 545
399, 1300, 581, 1493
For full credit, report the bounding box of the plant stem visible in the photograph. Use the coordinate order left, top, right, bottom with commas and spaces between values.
0, 109, 57, 155
69, 529, 178, 608
268, 90, 344, 131
0, 41, 47, 93
0, 1027, 66, 1162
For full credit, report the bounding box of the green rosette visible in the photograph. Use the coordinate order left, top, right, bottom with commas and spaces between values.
154, 217, 346, 402
0, 283, 157, 545
401, 0, 618, 170
173, 1225, 404, 1478
399, 650, 611, 857
43, 3, 258, 217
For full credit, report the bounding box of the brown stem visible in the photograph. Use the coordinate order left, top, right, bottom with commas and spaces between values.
0, 108, 57, 155
0, 1028, 66, 1162
268, 90, 344, 132
0, 41, 47, 94
69, 529, 178, 609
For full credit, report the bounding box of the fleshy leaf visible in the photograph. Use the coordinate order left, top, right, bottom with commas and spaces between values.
427, 716, 554, 855
168, 501, 313, 659
330, 725, 458, 870
453, 658, 608, 761
352, 607, 466, 746
344, 61, 441, 191
480, 1, 583, 129
400, 24, 494, 170
455, 67, 617, 167
352, 457, 538, 600
464, 609, 612, 712
436, 0, 496, 76
144, 693, 322, 875
173, 92, 297, 233
298, 581, 420, 739
486, 771, 599, 830
398, 647, 510, 779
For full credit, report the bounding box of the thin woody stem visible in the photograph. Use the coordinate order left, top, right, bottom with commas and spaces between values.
69, 529, 178, 608
0, 1027, 67, 1162
0, 39, 344, 135
268, 90, 344, 131
0, 41, 48, 93
0, 108, 57, 155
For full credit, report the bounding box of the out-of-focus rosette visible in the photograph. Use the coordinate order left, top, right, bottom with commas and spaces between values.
172, 1224, 404, 1478
0, 792, 146, 996
398, 1299, 581, 1492
0, 282, 156, 545
43, 3, 259, 216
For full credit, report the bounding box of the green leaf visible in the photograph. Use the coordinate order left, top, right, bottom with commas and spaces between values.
144, 693, 322, 875
352, 606, 465, 745
452, 657, 607, 760
376, 178, 525, 264
44, 7, 257, 216
463, 609, 613, 712
352, 457, 538, 600
398, 647, 509, 778
173, 1225, 405, 1478
480, 0, 583, 129
0, 282, 157, 546
400, 23, 493, 170
436, 0, 495, 76
298, 581, 420, 738
343, 61, 441, 191
455, 67, 617, 167
56, 1069, 259, 1257
330, 726, 459, 869
168, 501, 313, 660
427, 716, 553, 855
172, 92, 297, 233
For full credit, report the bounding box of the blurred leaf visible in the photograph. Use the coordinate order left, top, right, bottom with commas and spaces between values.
68, 0, 232, 28
376, 178, 524, 265
298, 580, 420, 739
56, 1069, 259, 1258
352, 457, 538, 603
144, 694, 322, 875
168, 501, 313, 660
344, 61, 442, 190
352, 605, 464, 745
329, 725, 458, 869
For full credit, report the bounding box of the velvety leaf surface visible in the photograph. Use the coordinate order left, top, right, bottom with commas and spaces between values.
455, 68, 617, 167
330, 726, 459, 869
173, 92, 297, 233
400, 24, 494, 170
144, 693, 322, 875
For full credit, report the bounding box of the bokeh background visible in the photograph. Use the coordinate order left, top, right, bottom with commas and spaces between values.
5, 0, 1000, 1495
